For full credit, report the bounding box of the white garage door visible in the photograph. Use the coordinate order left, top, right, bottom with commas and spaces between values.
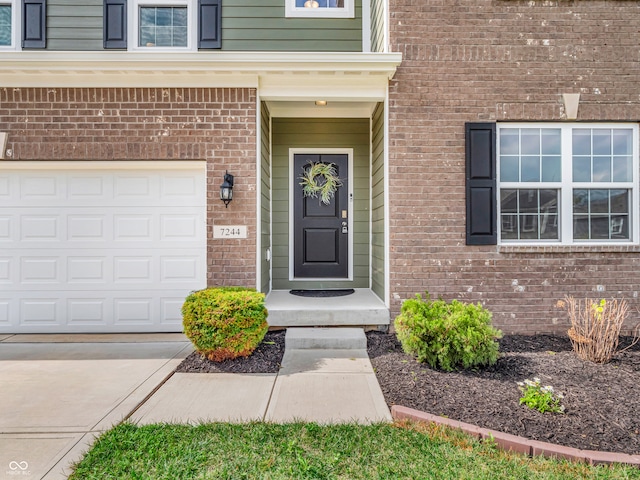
0, 161, 207, 333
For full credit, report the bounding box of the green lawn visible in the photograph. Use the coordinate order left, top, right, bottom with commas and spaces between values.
70, 421, 640, 479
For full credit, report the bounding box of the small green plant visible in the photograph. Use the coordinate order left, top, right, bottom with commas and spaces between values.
394, 293, 502, 371
182, 287, 268, 362
517, 378, 565, 414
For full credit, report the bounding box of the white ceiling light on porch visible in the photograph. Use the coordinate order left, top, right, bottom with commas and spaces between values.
304, 0, 319, 7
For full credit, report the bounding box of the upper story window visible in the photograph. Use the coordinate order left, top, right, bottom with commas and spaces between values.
104, 0, 220, 50
139, 6, 188, 47
131, 0, 196, 50
286, 0, 354, 18
498, 123, 639, 245
0, 0, 18, 50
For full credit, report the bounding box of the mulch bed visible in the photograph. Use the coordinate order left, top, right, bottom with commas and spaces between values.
176, 329, 640, 455
368, 332, 640, 455
176, 330, 286, 374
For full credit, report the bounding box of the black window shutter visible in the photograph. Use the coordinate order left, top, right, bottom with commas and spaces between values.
22, 0, 46, 49
198, 0, 221, 49
465, 122, 497, 245
104, 0, 127, 49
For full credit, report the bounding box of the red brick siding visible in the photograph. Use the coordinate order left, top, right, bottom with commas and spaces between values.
388, 0, 640, 333
0, 87, 257, 288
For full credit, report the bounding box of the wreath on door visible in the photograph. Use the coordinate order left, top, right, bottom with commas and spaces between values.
299, 162, 343, 205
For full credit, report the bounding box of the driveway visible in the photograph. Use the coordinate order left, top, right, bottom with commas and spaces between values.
0, 334, 191, 480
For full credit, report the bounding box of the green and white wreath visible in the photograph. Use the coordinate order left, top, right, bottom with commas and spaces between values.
299, 162, 343, 205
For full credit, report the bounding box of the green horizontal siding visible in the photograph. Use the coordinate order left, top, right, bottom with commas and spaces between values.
44, 0, 362, 52
272, 117, 370, 290
222, 0, 361, 51
260, 102, 272, 294
371, 103, 385, 299
47, 0, 102, 50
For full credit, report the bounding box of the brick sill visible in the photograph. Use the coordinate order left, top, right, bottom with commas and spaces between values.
499, 245, 640, 254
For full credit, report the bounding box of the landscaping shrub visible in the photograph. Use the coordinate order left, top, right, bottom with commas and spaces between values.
182, 287, 268, 362
559, 296, 638, 363
394, 293, 502, 371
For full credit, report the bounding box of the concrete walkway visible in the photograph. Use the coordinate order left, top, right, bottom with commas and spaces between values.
0, 328, 390, 479
0, 334, 192, 480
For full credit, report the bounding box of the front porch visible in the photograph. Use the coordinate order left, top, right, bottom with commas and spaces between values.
257, 65, 396, 328
265, 289, 389, 328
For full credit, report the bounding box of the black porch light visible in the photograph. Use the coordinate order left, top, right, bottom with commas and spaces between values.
220, 171, 234, 208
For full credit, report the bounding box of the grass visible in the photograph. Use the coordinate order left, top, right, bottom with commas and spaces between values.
69, 421, 640, 480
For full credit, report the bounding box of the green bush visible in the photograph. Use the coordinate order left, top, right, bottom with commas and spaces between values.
394, 293, 502, 372
182, 287, 268, 362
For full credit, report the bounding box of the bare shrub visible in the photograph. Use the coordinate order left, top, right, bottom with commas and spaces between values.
558, 296, 638, 363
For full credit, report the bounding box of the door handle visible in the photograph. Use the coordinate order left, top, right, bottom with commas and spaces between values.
341, 221, 348, 234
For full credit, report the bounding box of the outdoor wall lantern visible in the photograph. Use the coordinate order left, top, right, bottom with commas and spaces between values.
220, 171, 234, 208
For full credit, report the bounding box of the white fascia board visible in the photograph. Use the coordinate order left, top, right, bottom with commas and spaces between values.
0, 51, 402, 88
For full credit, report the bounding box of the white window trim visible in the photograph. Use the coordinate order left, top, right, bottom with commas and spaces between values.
497, 122, 639, 246
0, 0, 20, 51
128, 0, 197, 52
285, 0, 355, 19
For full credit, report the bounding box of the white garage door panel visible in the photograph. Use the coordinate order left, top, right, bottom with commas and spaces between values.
0, 300, 9, 326
2, 250, 203, 290
0, 258, 10, 281
0, 292, 187, 331
0, 163, 206, 333
1, 207, 204, 249
4, 170, 204, 208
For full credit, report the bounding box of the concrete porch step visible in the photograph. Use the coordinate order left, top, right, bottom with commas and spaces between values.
265, 289, 390, 328
285, 327, 366, 350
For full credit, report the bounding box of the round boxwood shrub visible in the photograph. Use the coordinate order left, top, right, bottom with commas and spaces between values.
182, 286, 268, 362
394, 293, 502, 372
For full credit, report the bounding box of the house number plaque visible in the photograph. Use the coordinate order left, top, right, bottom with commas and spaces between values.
214, 225, 247, 239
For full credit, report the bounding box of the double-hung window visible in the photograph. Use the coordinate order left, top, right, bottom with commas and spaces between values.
285, 0, 354, 18
498, 123, 639, 245
131, 0, 195, 50
0, 0, 18, 49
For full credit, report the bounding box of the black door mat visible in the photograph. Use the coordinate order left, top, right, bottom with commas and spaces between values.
289, 289, 355, 298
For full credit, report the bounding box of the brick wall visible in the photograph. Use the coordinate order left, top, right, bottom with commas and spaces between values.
0, 87, 257, 288
388, 0, 640, 333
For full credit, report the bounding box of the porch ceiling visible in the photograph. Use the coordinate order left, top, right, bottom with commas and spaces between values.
265, 101, 378, 118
